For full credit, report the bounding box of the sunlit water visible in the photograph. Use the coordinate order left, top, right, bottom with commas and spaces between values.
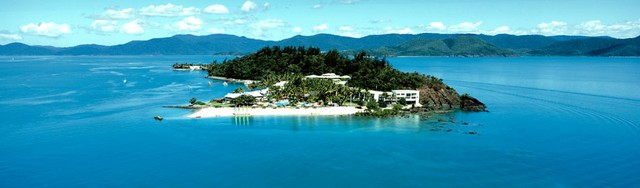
1, 56, 639, 187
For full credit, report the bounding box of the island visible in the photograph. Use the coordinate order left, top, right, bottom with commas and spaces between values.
180, 46, 486, 118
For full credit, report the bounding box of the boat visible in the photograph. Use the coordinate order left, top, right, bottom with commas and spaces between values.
223, 81, 228, 86
154, 116, 163, 121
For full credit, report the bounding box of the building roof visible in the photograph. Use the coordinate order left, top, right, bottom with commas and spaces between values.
224, 89, 267, 98
305, 73, 351, 79
392, 90, 419, 93
274, 81, 287, 87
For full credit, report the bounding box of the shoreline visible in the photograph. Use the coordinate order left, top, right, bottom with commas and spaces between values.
188, 107, 363, 118
207, 75, 254, 84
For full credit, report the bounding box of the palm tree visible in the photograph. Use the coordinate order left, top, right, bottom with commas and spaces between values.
233, 87, 245, 93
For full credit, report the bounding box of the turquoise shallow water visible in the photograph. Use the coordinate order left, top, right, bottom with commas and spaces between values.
0, 56, 639, 187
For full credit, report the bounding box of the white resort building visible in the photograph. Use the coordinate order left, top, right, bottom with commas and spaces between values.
368, 90, 421, 106
270, 73, 351, 88
224, 89, 268, 100
221, 73, 421, 106
304, 73, 350, 85
392, 90, 421, 106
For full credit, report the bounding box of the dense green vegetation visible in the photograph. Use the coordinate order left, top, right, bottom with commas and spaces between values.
188, 97, 206, 105
200, 46, 488, 116
206, 46, 427, 91
232, 95, 256, 106
266, 75, 363, 105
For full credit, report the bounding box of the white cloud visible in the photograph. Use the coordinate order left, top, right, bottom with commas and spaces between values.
121, 19, 144, 34
0, 32, 22, 41
204, 4, 230, 14
427, 22, 446, 31
385, 27, 413, 34
104, 8, 134, 19
488, 26, 510, 35
597, 20, 640, 38
578, 20, 605, 32
341, 32, 363, 38
528, 20, 640, 38
20, 22, 71, 38
534, 20, 567, 35
175, 16, 203, 31
337, 26, 362, 38
370, 19, 390, 24
251, 19, 285, 29
338, 26, 354, 32
340, 0, 360, 4
91, 20, 118, 32
312, 4, 323, 9
313, 23, 329, 32
208, 27, 225, 34
449, 21, 483, 33
234, 19, 249, 25
140, 3, 199, 17
292, 27, 303, 33
250, 19, 286, 37
224, 19, 250, 25
241, 1, 258, 12
398, 28, 413, 34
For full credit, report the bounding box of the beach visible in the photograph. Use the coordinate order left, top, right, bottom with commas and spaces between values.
188, 106, 363, 118
207, 76, 254, 84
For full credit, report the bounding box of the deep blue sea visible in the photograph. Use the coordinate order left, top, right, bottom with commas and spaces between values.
1, 56, 639, 187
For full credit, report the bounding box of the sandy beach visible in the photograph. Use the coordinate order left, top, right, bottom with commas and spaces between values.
188, 107, 363, 118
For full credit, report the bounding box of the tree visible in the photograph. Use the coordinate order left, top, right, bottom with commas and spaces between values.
378, 100, 388, 108
366, 100, 379, 111
398, 97, 407, 105
233, 87, 245, 93
189, 97, 197, 105
393, 104, 403, 111
233, 95, 256, 106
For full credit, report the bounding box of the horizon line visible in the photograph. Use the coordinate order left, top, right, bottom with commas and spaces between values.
2, 32, 633, 48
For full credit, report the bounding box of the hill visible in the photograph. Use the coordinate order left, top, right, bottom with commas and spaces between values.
0, 43, 57, 55
530, 36, 640, 56
370, 36, 516, 56
0, 33, 638, 56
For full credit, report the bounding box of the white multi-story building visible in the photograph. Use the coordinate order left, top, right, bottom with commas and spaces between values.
368, 90, 421, 106
392, 90, 420, 106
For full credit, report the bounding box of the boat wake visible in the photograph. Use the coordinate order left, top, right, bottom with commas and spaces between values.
451, 80, 640, 133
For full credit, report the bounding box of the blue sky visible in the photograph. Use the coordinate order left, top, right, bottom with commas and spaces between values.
1, 0, 639, 47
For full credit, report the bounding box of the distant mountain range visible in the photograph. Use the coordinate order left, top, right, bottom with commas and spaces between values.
1, 33, 639, 56
366, 36, 516, 57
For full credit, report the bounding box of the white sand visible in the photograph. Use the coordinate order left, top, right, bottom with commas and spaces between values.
188, 107, 363, 118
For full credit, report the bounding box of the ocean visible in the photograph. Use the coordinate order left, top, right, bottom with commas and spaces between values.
1, 56, 639, 187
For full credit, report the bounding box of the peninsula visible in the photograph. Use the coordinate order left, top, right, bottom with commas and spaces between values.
184, 46, 486, 118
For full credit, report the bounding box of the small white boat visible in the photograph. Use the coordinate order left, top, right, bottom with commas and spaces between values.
123, 79, 127, 84
223, 81, 228, 86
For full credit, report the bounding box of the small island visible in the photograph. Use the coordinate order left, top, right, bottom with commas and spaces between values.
179, 46, 486, 118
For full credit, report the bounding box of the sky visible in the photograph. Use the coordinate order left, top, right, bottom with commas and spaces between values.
1, 0, 639, 47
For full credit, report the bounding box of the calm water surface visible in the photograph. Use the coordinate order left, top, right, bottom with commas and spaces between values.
1, 56, 639, 187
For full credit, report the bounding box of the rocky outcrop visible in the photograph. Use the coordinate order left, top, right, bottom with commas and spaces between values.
417, 83, 487, 112
459, 94, 488, 112
418, 85, 461, 109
